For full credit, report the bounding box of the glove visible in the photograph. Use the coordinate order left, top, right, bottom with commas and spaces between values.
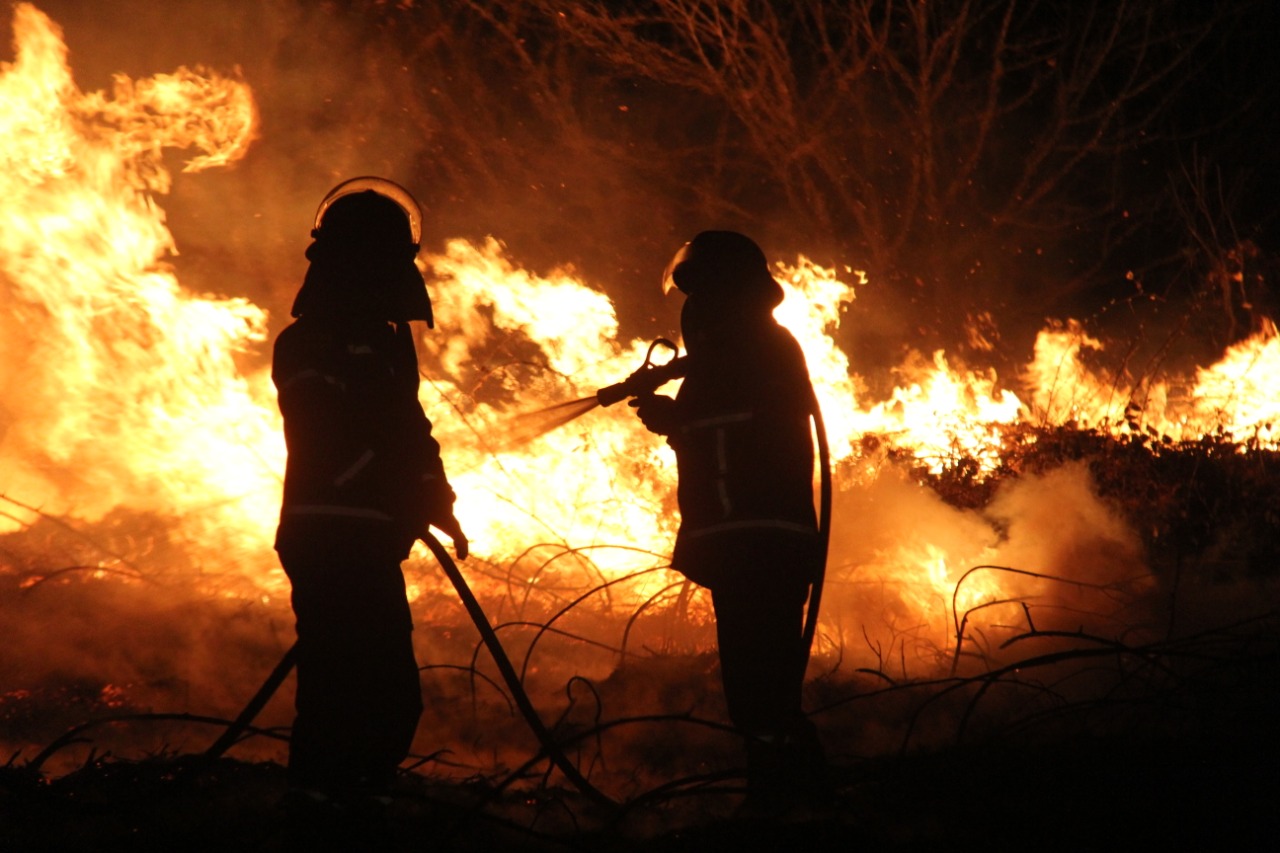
629, 394, 679, 436
429, 512, 470, 560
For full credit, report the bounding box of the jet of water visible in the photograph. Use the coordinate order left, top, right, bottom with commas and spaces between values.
495, 396, 602, 451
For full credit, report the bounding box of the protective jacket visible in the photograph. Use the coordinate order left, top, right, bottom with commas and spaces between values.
273, 315, 453, 558
668, 312, 820, 589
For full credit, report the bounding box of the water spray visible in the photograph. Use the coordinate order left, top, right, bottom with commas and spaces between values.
500, 338, 687, 449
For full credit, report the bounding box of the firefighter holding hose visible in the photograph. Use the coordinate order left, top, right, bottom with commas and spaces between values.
630, 231, 829, 811
272, 178, 467, 816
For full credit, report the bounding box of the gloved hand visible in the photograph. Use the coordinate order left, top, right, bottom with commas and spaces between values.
430, 512, 470, 560
629, 394, 679, 435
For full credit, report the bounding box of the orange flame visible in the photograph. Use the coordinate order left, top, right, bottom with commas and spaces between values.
0, 4, 273, 576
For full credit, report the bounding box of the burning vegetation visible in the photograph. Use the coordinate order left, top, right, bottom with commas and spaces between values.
2, 1, 1280, 849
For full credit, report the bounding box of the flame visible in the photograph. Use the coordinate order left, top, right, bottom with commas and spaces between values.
0, 4, 273, 579
420, 237, 680, 599
3, 1, 1278, 716
1027, 317, 1280, 447
848, 350, 1023, 475
1190, 319, 1280, 443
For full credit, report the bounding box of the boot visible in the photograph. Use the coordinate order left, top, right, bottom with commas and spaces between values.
739, 723, 833, 819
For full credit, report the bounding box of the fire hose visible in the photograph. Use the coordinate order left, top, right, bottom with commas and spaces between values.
803, 400, 831, 671
206, 534, 615, 808
417, 530, 615, 808
204, 644, 297, 760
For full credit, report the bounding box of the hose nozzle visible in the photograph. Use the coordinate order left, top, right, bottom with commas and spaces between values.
597, 338, 686, 406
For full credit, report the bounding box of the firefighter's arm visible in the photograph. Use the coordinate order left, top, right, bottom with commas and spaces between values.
418, 456, 469, 560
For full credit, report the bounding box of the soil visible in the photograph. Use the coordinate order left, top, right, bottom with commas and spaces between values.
4, 707, 1277, 852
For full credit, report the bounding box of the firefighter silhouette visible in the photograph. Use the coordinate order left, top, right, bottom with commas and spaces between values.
272, 178, 467, 812
631, 231, 828, 809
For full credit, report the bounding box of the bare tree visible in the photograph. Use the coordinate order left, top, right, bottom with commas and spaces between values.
536, 2, 1230, 292
334, 0, 1258, 359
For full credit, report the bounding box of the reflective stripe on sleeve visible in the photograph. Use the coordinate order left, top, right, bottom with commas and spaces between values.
333, 449, 375, 487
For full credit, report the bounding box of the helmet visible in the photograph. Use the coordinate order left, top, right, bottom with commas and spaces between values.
291, 177, 433, 325
312, 176, 422, 249
661, 230, 783, 308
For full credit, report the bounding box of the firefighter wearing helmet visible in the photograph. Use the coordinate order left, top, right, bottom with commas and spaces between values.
632, 231, 829, 811
272, 178, 467, 814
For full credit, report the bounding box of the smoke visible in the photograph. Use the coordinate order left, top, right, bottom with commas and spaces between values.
819, 459, 1156, 681
0, 513, 296, 775
986, 463, 1146, 587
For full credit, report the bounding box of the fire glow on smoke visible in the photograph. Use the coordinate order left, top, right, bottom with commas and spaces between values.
1, 3, 1278, 772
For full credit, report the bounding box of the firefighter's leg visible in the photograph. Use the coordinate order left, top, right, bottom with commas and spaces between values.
712, 575, 828, 806
282, 539, 422, 798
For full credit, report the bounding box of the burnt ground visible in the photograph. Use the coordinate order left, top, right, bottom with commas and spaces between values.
3, 681, 1278, 853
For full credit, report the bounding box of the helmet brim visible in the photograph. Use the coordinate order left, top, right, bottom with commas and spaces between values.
313, 176, 423, 247
660, 242, 691, 295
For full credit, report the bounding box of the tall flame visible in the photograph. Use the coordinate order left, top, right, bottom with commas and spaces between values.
0, 4, 274, 579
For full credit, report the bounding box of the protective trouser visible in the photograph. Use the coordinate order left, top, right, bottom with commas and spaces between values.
279, 535, 421, 794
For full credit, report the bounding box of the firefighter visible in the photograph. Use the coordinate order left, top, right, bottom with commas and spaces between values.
630, 230, 828, 810
272, 178, 467, 814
